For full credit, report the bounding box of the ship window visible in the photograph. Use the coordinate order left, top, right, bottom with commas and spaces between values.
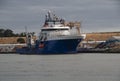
42, 29, 69, 31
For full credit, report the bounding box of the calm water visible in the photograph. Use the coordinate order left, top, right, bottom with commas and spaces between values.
0, 53, 120, 81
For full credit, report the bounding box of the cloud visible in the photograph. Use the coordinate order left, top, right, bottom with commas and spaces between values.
0, 0, 120, 33
114, 0, 120, 13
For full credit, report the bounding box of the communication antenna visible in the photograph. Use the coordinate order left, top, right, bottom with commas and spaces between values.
25, 26, 28, 45
25, 26, 28, 34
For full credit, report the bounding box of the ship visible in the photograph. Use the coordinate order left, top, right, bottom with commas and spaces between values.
16, 11, 84, 54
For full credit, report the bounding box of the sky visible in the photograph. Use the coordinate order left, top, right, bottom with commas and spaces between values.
0, 0, 120, 34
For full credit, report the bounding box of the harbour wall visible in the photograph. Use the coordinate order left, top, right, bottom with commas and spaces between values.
84, 32, 120, 41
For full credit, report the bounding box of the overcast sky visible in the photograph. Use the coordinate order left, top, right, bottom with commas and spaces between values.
0, 0, 120, 34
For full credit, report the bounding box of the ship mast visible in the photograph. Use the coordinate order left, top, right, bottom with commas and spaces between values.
43, 11, 65, 27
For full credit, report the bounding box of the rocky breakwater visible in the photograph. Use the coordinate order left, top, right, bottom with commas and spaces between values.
0, 44, 25, 53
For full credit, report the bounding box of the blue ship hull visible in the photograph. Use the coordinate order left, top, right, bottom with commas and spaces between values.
16, 38, 82, 54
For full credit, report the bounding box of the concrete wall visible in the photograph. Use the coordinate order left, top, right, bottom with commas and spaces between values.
85, 32, 120, 41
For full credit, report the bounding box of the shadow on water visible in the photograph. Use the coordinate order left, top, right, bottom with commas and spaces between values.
17, 53, 80, 55
16, 52, 120, 56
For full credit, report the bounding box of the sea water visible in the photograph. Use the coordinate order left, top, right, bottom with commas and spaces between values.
0, 53, 120, 81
